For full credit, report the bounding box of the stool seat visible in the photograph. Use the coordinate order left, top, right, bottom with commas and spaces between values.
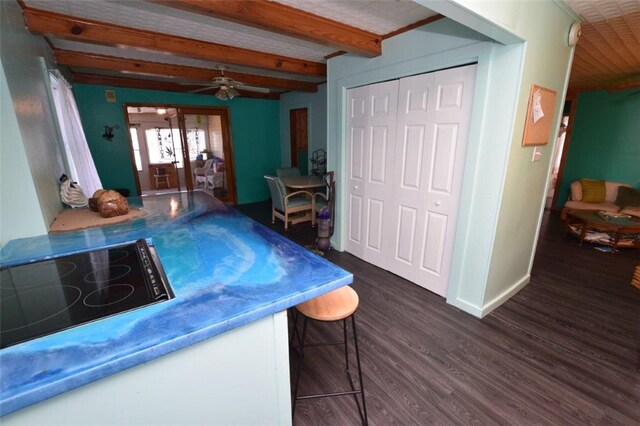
296, 286, 358, 321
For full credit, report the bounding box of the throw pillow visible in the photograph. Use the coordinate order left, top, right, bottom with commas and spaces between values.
580, 179, 606, 203
615, 186, 640, 208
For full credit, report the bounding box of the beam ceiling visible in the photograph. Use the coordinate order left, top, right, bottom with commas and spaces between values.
54, 50, 318, 92
151, 0, 382, 57
71, 73, 281, 99
23, 6, 326, 76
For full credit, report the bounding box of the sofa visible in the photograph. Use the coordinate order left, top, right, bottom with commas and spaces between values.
563, 179, 640, 218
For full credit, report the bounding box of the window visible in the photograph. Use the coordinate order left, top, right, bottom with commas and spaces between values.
144, 127, 206, 168
129, 127, 143, 171
145, 128, 182, 167
186, 128, 206, 160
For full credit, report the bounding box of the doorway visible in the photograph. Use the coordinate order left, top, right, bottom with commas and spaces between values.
289, 108, 308, 175
125, 104, 237, 204
546, 114, 569, 209
549, 97, 577, 210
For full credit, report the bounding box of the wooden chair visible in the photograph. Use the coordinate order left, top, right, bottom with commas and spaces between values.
264, 175, 313, 230
154, 167, 170, 189
291, 286, 368, 425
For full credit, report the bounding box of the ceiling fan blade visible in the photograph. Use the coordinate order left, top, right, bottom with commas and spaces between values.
189, 86, 215, 94
237, 85, 270, 94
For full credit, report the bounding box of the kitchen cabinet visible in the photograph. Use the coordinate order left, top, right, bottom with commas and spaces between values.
0, 192, 352, 423
2, 313, 291, 426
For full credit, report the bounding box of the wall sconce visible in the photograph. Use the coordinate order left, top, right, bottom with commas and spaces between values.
102, 125, 119, 141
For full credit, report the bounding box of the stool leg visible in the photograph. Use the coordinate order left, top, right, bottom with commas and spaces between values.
352, 314, 368, 426
292, 316, 308, 420
343, 318, 351, 379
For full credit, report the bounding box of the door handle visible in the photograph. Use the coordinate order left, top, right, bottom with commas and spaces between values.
435, 201, 442, 206
353, 185, 359, 190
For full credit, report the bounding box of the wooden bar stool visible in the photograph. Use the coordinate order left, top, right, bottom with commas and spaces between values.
291, 286, 368, 425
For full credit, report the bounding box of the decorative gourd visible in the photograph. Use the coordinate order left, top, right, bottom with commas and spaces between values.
97, 190, 129, 218
89, 189, 107, 211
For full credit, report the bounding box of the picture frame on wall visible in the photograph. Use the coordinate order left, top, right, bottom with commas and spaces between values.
522, 84, 557, 146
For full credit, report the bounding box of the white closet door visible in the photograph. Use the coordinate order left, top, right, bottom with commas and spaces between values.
345, 64, 476, 297
387, 64, 477, 296
346, 80, 398, 264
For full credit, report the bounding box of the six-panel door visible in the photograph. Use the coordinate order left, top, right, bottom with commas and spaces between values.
346, 64, 477, 297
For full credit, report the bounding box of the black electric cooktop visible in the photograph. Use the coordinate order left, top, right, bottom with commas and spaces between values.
0, 240, 173, 349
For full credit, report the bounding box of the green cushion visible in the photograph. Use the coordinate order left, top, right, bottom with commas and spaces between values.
580, 179, 606, 203
288, 196, 311, 208
615, 186, 640, 208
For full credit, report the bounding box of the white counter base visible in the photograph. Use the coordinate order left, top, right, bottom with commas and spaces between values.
3, 311, 292, 425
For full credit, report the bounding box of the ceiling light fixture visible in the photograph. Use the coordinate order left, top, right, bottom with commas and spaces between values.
214, 84, 240, 101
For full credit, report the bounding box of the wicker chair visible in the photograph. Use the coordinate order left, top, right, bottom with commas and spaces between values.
264, 175, 312, 230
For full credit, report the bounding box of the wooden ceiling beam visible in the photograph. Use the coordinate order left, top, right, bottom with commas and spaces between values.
569, 79, 640, 93
23, 6, 326, 76
71, 73, 281, 99
55, 50, 318, 92
151, 0, 381, 57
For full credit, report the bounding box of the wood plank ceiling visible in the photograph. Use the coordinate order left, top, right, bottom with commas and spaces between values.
19, 0, 441, 99
19, 0, 640, 98
565, 0, 640, 91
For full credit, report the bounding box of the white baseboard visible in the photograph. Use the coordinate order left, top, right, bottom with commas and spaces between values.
480, 274, 530, 317
446, 296, 483, 318
447, 274, 531, 319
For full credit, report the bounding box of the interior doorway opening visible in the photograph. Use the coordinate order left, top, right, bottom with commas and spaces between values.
546, 114, 570, 209
125, 104, 237, 204
548, 97, 578, 210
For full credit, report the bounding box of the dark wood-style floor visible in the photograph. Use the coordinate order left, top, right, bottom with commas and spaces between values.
235, 202, 640, 425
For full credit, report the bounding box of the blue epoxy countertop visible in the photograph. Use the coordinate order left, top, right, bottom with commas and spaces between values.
0, 192, 352, 416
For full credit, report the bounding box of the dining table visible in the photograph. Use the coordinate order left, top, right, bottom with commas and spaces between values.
280, 175, 326, 190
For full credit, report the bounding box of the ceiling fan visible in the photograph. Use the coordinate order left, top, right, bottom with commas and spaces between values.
188, 68, 270, 100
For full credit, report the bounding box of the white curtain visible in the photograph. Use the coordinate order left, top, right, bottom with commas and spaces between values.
49, 71, 102, 197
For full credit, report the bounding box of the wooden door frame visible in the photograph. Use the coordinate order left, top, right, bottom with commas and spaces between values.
289, 108, 308, 168
124, 103, 237, 204
176, 112, 194, 191
550, 93, 579, 210
178, 106, 238, 205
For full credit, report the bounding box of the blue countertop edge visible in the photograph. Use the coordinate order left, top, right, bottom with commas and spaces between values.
0, 192, 353, 416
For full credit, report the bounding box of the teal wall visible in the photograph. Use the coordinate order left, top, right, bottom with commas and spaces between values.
73, 85, 281, 204
279, 84, 327, 174
559, 89, 640, 203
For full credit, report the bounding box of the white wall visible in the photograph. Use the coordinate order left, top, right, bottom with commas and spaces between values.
0, 61, 47, 246
327, 18, 497, 316
421, 0, 580, 312
1, 0, 66, 239
327, 1, 578, 317
279, 84, 327, 169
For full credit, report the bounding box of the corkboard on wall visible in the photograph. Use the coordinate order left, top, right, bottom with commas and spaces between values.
522, 84, 557, 146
